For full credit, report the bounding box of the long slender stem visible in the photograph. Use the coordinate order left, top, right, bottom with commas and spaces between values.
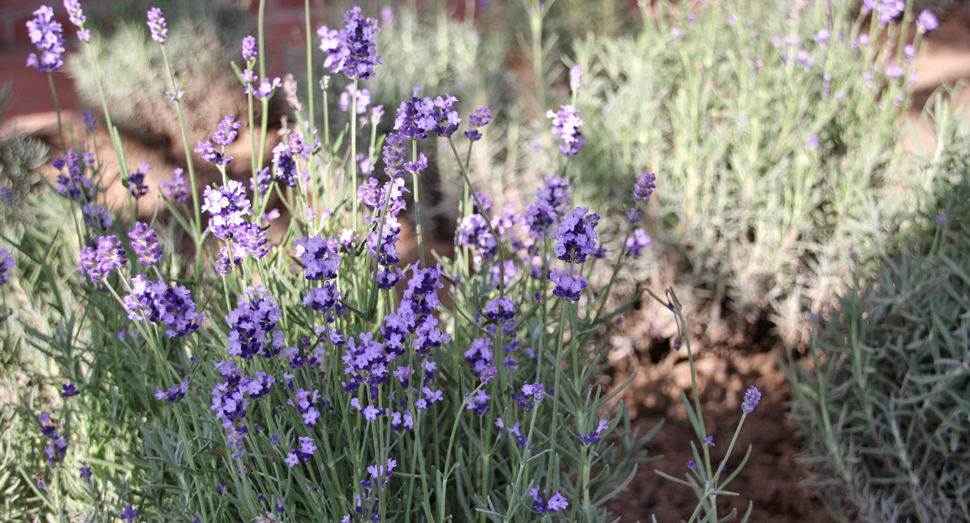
160, 45, 204, 285
411, 140, 425, 267
46, 74, 67, 153
351, 79, 359, 232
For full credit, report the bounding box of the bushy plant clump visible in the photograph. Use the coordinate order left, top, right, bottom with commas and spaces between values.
0, 2, 781, 522
568, 0, 944, 343
786, 162, 970, 521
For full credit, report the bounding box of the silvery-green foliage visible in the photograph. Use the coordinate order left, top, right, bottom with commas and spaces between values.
785, 172, 970, 522
570, 1, 932, 343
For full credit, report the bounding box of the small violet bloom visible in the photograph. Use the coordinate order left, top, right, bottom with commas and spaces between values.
741, 385, 761, 413
546, 104, 585, 157
146, 7, 167, 43
26, 6, 64, 73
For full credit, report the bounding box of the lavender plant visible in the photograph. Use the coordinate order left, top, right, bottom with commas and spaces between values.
568, 0, 947, 346
0, 2, 737, 522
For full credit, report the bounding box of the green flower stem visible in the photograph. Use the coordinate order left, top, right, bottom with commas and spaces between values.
159, 45, 204, 285
591, 221, 636, 324
46, 73, 66, 153
411, 140, 425, 267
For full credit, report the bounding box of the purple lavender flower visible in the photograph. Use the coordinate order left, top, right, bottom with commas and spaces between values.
936, 214, 946, 228
0, 186, 12, 203
530, 487, 568, 513
242, 35, 257, 62
212, 115, 241, 146
464, 106, 490, 141
294, 235, 342, 280
128, 222, 162, 265
272, 142, 299, 187
127, 162, 150, 199
226, 286, 283, 359
317, 6, 382, 81
550, 269, 588, 301
201, 180, 251, 241
155, 376, 190, 402
0, 249, 15, 285
243, 74, 282, 99
813, 29, 830, 47
196, 140, 232, 166
862, 0, 877, 13
553, 207, 600, 263
123, 276, 203, 337
876, 0, 904, 26
160, 168, 188, 202
465, 389, 491, 415
339, 85, 371, 113
82, 203, 112, 231
525, 175, 572, 239
570, 65, 582, 91
60, 381, 79, 397
79, 466, 92, 482
394, 87, 436, 139
63, 0, 90, 42
634, 172, 656, 203
917, 10, 939, 33
546, 104, 585, 157
577, 419, 609, 444
82, 110, 97, 132
119, 505, 139, 523
26, 6, 64, 73
741, 385, 761, 413
78, 235, 127, 283
886, 64, 905, 79
147, 7, 167, 43
625, 229, 651, 256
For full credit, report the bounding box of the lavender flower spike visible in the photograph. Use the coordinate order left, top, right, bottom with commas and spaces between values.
147, 7, 167, 43
78, 235, 127, 284
569, 65, 582, 92
242, 35, 257, 62
917, 10, 939, 33
0, 249, 15, 285
317, 6, 382, 81
26, 6, 65, 73
741, 385, 761, 413
63, 0, 90, 42
128, 222, 163, 266
546, 104, 586, 157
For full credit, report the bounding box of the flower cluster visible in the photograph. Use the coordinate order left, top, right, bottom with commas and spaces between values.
241, 35, 257, 62
160, 168, 189, 202
64, 0, 90, 42
394, 87, 462, 139
196, 115, 241, 166
530, 487, 568, 514
78, 235, 127, 284
577, 419, 610, 444
0, 249, 15, 285
38, 413, 69, 464
147, 7, 167, 43
127, 162, 150, 199
625, 228, 652, 257
82, 203, 113, 232
201, 180, 268, 264
54, 150, 95, 201
340, 84, 371, 113
464, 106, 491, 141
317, 6, 382, 80
546, 104, 585, 157
226, 286, 284, 359
155, 376, 191, 402
742, 385, 762, 413
294, 235, 342, 281
570, 65, 583, 91
272, 131, 315, 188
634, 172, 656, 203
123, 276, 203, 337
526, 175, 572, 240
550, 269, 587, 301
553, 206, 600, 263
26, 6, 64, 73
285, 437, 317, 468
